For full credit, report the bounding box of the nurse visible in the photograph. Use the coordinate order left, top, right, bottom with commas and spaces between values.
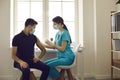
45, 16, 75, 80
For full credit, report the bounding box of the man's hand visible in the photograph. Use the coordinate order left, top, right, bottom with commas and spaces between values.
33, 57, 40, 63
19, 61, 28, 69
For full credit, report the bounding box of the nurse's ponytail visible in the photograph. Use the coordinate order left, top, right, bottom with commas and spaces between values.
52, 16, 72, 43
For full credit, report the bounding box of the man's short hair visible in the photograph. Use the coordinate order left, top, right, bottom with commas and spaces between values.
25, 18, 38, 27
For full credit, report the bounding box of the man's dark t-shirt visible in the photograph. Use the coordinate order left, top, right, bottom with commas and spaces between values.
12, 31, 37, 62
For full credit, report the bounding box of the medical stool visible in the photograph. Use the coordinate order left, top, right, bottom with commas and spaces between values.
56, 44, 81, 80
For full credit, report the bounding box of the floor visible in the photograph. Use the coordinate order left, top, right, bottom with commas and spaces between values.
77, 78, 110, 80
36, 77, 111, 80
80, 78, 119, 80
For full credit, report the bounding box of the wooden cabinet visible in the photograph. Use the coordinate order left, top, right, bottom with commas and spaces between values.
111, 11, 120, 80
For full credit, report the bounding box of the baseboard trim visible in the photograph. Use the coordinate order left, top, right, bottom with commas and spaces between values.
94, 74, 111, 79
73, 73, 94, 80
0, 73, 117, 80
74, 73, 114, 79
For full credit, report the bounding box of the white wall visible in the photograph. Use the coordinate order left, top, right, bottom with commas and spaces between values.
83, 0, 116, 79
94, 0, 112, 78
83, 0, 95, 77
0, 0, 16, 80
0, 0, 118, 79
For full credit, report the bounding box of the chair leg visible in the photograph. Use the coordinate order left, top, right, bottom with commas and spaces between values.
111, 67, 113, 80
30, 72, 37, 80
19, 71, 36, 80
59, 69, 65, 80
66, 69, 74, 80
20, 76, 22, 80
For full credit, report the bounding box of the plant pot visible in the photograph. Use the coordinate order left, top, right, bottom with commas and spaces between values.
116, 4, 120, 12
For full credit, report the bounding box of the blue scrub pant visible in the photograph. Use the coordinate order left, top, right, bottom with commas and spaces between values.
14, 60, 50, 80
44, 57, 73, 78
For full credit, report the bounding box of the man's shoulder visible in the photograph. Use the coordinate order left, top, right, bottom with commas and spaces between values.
13, 32, 23, 39
31, 34, 37, 39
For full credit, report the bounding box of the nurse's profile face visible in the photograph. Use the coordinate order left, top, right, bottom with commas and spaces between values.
53, 22, 58, 26
53, 22, 59, 30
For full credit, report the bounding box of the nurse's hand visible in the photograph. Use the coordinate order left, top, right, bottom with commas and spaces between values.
33, 57, 40, 63
45, 39, 54, 47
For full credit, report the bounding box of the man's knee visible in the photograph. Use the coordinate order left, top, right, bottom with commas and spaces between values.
46, 65, 50, 71
42, 65, 50, 73
21, 67, 30, 73
45, 65, 50, 71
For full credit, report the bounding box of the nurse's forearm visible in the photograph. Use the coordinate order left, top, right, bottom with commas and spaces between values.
54, 41, 66, 51
54, 45, 65, 52
45, 44, 54, 49
42, 43, 53, 49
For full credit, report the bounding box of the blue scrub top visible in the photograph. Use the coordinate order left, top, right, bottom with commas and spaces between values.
55, 29, 75, 60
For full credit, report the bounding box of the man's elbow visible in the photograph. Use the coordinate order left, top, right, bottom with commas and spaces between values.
43, 48, 46, 53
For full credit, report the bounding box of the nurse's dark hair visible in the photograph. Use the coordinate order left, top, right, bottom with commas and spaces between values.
52, 16, 72, 43
25, 18, 38, 27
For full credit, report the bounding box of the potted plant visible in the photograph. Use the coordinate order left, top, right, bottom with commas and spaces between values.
116, 0, 120, 11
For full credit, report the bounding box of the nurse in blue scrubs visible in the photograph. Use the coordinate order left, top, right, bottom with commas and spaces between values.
44, 16, 75, 80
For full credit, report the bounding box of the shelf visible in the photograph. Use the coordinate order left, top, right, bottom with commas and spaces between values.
111, 11, 120, 79
111, 11, 120, 15
112, 38, 120, 40
112, 50, 120, 53
111, 31, 120, 33
112, 39, 120, 40
112, 59, 120, 69
111, 32, 120, 39
112, 66, 120, 71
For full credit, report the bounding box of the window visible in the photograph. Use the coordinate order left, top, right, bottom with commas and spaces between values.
49, 0, 75, 42
11, 0, 83, 46
16, 0, 43, 40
